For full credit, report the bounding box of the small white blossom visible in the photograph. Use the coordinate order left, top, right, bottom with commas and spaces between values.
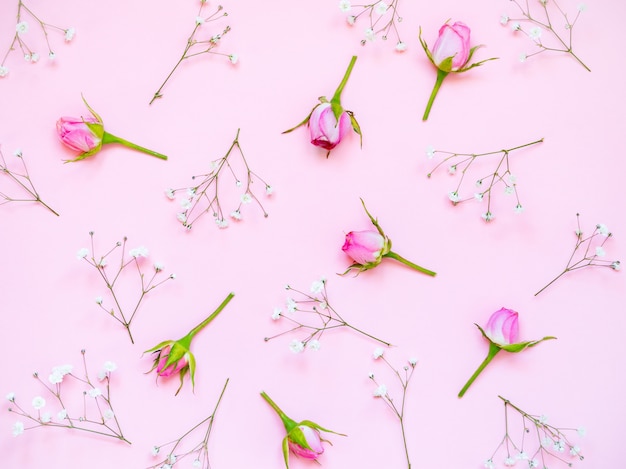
87, 387, 102, 398
504, 457, 516, 466
286, 297, 297, 313
32, 396, 46, 410
500, 15, 509, 25
154, 262, 164, 272
577, 3, 587, 12
364, 28, 375, 41
373, 384, 387, 397
611, 261, 621, 271
64, 28, 75, 41
229, 54, 238, 64
395, 41, 407, 52
595, 246, 606, 257
408, 357, 418, 366
514, 204, 524, 214
102, 409, 114, 421
195, 16, 204, 25
373, 347, 384, 359
310, 279, 325, 294
30, 53, 39, 63
230, 210, 242, 220
77, 248, 89, 259
339, 0, 351, 12
511, 22, 521, 31
448, 191, 460, 203
474, 193, 484, 202
448, 165, 457, 174
95, 296, 103, 305
539, 414, 548, 424
484, 459, 495, 469
425, 145, 435, 158
6, 392, 15, 402
529, 27, 542, 40
97, 258, 107, 268
504, 186, 514, 195
515, 451, 528, 460
192, 459, 202, 468
12, 421, 24, 437
0, 66, 8, 77
482, 212, 494, 222
103, 361, 117, 372
169, 454, 177, 464
241, 193, 253, 204
570, 445, 581, 456
308, 339, 321, 351
48, 364, 72, 384
40, 412, 51, 423
24, 53, 31, 62
554, 439, 566, 452
529, 459, 539, 468
165, 189, 175, 200
541, 436, 552, 447
180, 198, 192, 210
129, 246, 149, 258
151, 446, 160, 456
271, 307, 282, 320
48, 51, 56, 60
265, 185, 274, 195
215, 218, 229, 229
289, 340, 305, 353
374, 1, 388, 14
57, 409, 67, 420
368, 372, 374, 378
597, 223, 610, 236
16, 22, 29, 35
347, 15, 356, 25
508, 174, 517, 184
519, 53, 527, 63
176, 213, 187, 223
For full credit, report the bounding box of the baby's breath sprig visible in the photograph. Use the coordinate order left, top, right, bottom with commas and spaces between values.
368, 350, 417, 469
535, 214, 620, 296
77, 232, 175, 344
266, 278, 391, 353
0, 147, 59, 216
148, 379, 229, 469
6, 350, 129, 444
0, 0, 75, 77
426, 138, 543, 222
501, 0, 590, 71
338, 0, 406, 51
149, 1, 235, 104
484, 396, 585, 469
165, 128, 272, 230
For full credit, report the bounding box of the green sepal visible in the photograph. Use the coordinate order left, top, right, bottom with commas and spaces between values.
475, 324, 557, 353
282, 100, 325, 134
282, 436, 290, 469
347, 110, 362, 148
330, 100, 344, 123
360, 198, 391, 254
287, 426, 311, 450
143, 339, 175, 355
187, 351, 197, 391
418, 27, 434, 65
299, 419, 347, 437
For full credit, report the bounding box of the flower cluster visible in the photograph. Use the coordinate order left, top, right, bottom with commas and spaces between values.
165, 128, 272, 230
0, 147, 59, 216
150, 2, 235, 104
266, 278, 391, 352
148, 379, 229, 469
0, 0, 75, 78
535, 214, 620, 296
338, 0, 406, 51
77, 232, 175, 344
426, 138, 543, 222
501, 0, 590, 71
484, 396, 585, 469
6, 350, 129, 443
368, 349, 417, 469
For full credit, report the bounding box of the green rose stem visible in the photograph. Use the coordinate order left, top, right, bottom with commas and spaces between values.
101, 132, 168, 160
260, 391, 298, 433
458, 342, 500, 398
422, 69, 448, 121
182, 292, 235, 346
383, 251, 437, 277
330, 55, 357, 118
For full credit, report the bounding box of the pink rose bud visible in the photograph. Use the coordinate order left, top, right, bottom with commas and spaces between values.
342, 230, 386, 266
155, 344, 190, 377
309, 103, 351, 151
431, 21, 471, 72
56, 116, 102, 153
483, 307, 519, 346
288, 425, 325, 459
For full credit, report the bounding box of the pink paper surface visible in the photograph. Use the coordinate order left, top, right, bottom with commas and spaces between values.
1, 0, 624, 468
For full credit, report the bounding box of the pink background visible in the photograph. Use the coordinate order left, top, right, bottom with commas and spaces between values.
1, 0, 624, 468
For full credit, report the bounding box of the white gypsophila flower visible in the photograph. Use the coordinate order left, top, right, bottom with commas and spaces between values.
374, 1, 388, 14
538, 414, 548, 424
186, 187, 196, 197
448, 191, 460, 203
103, 409, 115, 420
425, 145, 435, 158
176, 213, 187, 223
595, 246, 606, 257
577, 427, 588, 437
347, 15, 356, 25
289, 340, 305, 354
578, 3, 587, 12
230, 210, 242, 220
500, 15, 509, 25
229, 54, 238, 64
519, 53, 527, 63
31, 396, 46, 410
12, 421, 24, 436
88, 387, 102, 398
169, 455, 177, 464
408, 357, 418, 366
508, 174, 517, 184
65, 28, 75, 41
170, 273, 177, 279
180, 198, 192, 210
373, 347, 384, 359
14, 149, 23, 157
570, 445, 581, 456
40, 412, 51, 423
162, 465, 172, 469
6, 392, 15, 402
364, 28, 375, 41
308, 339, 321, 351
368, 372, 374, 378
484, 460, 495, 469
192, 459, 202, 468
57, 409, 67, 420
195, 16, 204, 25
165, 189, 175, 200
129, 246, 149, 258
339, 0, 351, 12
24, 53, 31, 62
611, 261, 621, 271
265, 185, 273, 195
271, 307, 282, 320
373, 384, 387, 397
216, 218, 229, 229
482, 212, 494, 222
0, 66, 8, 77
504, 186, 514, 195
448, 165, 457, 174
318, 301, 328, 310
154, 262, 164, 272
241, 193, 253, 204
597, 224, 610, 236
77, 248, 89, 259
30, 53, 39, 63
97, 258, 107, 268
529, 27, 542, 40
103, 361, 117, 372
514, 204, 524, 214
95, 296, 103, 305
474, 193, 484, 202
310, 279, 325, 294
511, 22, 521, 31
529, 459, 538, 468
286, 297, 297, 313
395, 41, 407, 52
49, 52, 56, 60
516, 451, 528, 460
16, 22, 29, 35
151, 446, 160, 456
554, 440, 565, 452
504, 457, 515, 466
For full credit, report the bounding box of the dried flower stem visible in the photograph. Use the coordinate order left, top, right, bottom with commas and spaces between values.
535, 214, 619, 296
150, 3, 230, 104
0, 148, 59, 215
346, 1, 404, 47
7, 350, 130, 444
148, 378, 229, 469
